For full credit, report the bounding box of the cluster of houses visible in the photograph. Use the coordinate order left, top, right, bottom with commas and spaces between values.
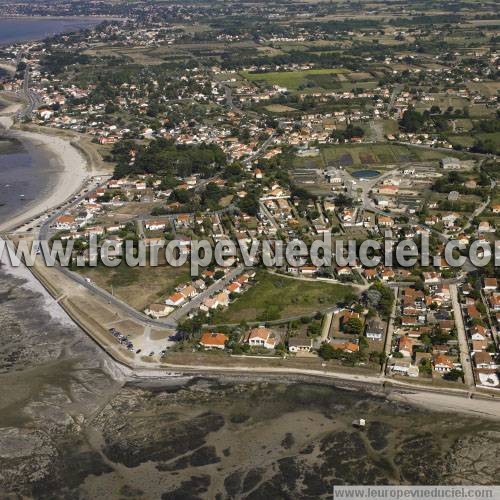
199, 305, 388, 359
199, 326, 282, 351
388, 284, 462, 379
144, 269, 256, 319
199, 325, 316, 353
198, 270, 255, 314
459, 277, 499, 387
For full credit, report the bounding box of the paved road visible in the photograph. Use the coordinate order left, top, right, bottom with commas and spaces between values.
259, 201, 279, 230
224, 85, 242, 115
136, 219, 145, 239
38, 176, 108, 240
314, 311, 333, 349
57, 264, 178, 329
382, 286, 399, 374
18, 65, 42, 119
43, 257, 244, 330
450, 283, 475, 388
167, 265, 245, 323
388, 84, 402, 113
244, 132, 276, 167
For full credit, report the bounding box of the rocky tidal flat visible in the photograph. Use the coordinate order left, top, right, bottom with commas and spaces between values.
0, 269, 499, 498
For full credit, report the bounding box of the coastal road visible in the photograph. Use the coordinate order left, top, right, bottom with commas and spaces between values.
56, 264, 178, 330
37, 175, 108, 239
18, 64, 42, 119
450, 283, 475, 388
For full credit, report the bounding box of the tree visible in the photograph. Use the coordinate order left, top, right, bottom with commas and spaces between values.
307, 322, 321, 337
399, 108, 425, 132
214, 270, 225, 280
443, 369, 464, 382
358, 336, 369, 350
238, 192, 259, 216
318, 343, 340, 360
173, 189, 190, 204
344, 317, 363, 335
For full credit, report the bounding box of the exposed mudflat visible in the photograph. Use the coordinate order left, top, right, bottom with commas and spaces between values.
1, 268, 499, 498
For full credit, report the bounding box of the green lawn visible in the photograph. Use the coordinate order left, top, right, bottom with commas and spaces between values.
446, 131, 500, 153
240, 68, 349, 91
210, 270, 355, 324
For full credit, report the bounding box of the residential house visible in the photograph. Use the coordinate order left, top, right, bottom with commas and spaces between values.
423, 271, 440, 285
398, 336, 414, 357
144, 303, 172, 318
165, 292, 185, 307
433, 354, 453, 373
470, 324, 488, 341
489, 293, 500, 312
474, 351, 495, 369
362, 268, 378, 280
246, 327, 277, 349
467, 304, 481, 320
199, 332, 228, 350
145, 220, 167, 231
55, 215, 77, 231
378, 215, 394, 227
483, 278, 498, 292
472, 340, 488, 353
288, 336, 313, 353
365, 319, 385, 341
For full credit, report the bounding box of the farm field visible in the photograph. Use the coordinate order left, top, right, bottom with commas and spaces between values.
210, 270, 354, 323
320, 143, 420, 167
265, 104, 298, 113
240, 68, 349, 90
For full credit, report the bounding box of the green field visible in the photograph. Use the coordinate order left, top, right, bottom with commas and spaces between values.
265, 104, 299, 113
241, 68, 349, 90
320, 143, 420, 167
78, 263, 190, 311
210, 270, 354, 323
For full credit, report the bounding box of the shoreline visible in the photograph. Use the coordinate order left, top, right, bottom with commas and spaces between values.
0, 129, 89, 232
126, 365, 500, 421
0, 93, 23, 130
0, 63, 16, 75
0, 16, 124, 48
3, 240, 500, 421
0, 15, 126, 21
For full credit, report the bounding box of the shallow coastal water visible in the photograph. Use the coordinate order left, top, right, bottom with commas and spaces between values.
0, 265, 499, 497
0, 17, 103, 46
0, 137, 58, 222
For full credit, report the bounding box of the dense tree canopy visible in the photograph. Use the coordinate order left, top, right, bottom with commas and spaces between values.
112, 138, 226, 178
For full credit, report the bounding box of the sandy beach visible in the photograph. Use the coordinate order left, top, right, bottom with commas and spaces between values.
0, 93, 22, 130
0, 62, 16, 74
389, 390, 500, 421
0, 129, 89, 232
